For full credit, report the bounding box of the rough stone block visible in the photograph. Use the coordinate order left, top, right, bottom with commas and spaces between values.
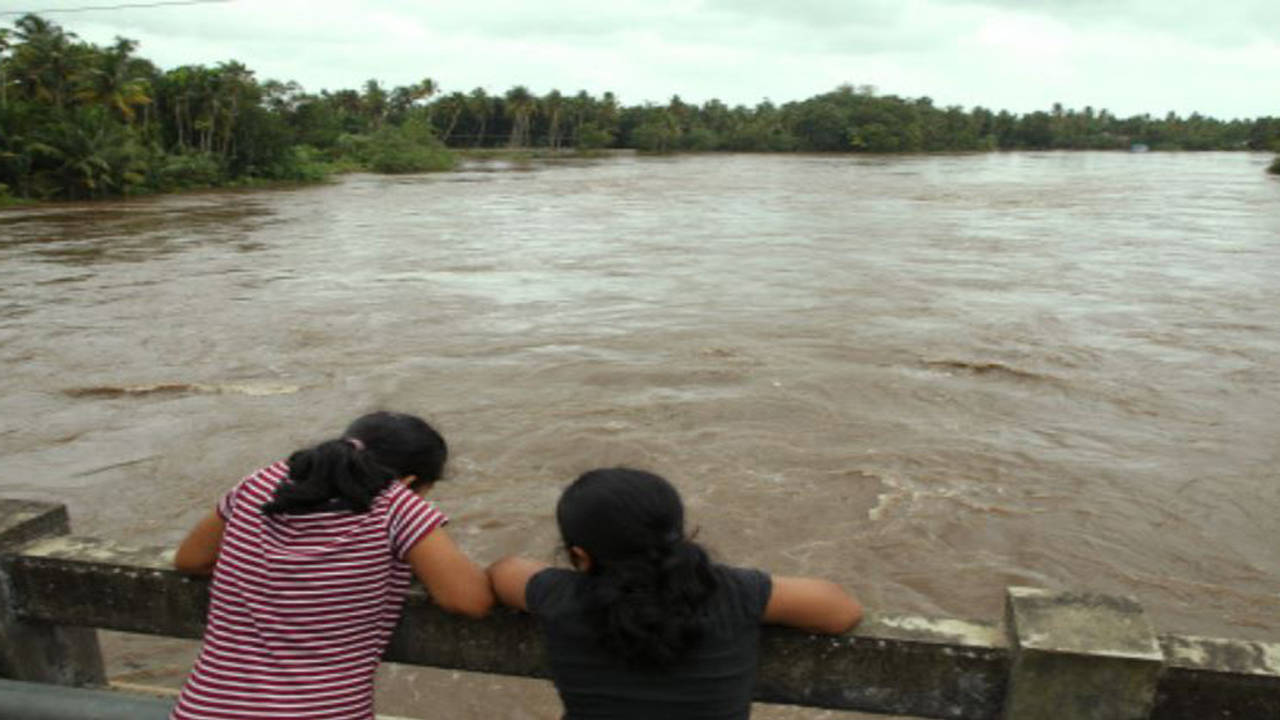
1003, 586, 1163, 720
0, 501, 72, 551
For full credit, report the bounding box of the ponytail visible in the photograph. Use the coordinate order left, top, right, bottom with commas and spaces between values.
585, 535, 718, 668
557, 468, 720, 668
262, 411, 447, 515
261, 438, 397, 514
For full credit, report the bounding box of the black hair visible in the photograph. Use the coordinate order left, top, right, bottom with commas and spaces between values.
556, 468, 719, 669
261, 411, 447, 515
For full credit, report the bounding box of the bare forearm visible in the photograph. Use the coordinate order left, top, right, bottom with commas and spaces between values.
486, 556, 548, 611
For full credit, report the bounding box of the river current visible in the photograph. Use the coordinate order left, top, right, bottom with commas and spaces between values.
2, 151, 1277, 716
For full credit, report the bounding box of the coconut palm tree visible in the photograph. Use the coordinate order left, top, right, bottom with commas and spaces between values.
435, 90, 466, 144
504, 85, 535, 148
467, 87, 490, 147
77, 37, 151, 124
10, 14, 84, 110
543, 89, 564, 149
26, 106, 141, 199
215, 60, 254, 157
361, 79, 387, 131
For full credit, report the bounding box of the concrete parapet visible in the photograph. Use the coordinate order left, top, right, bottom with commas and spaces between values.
0, 501, 105, 687
10, 535, 207, 640
1, 499, 1278, 719
8, 530, 1010, 717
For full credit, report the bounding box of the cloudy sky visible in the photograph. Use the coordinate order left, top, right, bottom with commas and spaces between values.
14, 0, 1280, 118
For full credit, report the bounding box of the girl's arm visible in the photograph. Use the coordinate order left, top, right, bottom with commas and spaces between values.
405, 529, 496, 619
763, 576, 863, 634
173, 510, 226, 575
485, 556, 549, 611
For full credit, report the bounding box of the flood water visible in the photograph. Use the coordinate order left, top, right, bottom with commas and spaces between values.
2, 151, 1278, 715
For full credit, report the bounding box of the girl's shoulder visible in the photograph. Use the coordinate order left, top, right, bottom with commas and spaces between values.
250, 460, 290, 487
376, 478, 439, 516
219, 460, 290, 519
526, 567, 581, 615
708, 564, 773, 620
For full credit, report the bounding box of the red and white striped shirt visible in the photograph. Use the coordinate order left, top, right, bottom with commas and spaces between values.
171, 461, 446, 720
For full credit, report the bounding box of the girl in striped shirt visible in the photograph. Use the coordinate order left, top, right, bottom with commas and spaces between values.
170, 411, 494, 720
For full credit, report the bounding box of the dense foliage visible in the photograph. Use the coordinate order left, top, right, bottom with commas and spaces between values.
3, 14, 1278, 202
417, 84, 1280, 156
0, 15, 451, 201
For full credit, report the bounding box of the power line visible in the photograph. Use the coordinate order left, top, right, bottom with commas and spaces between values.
1, 0, 231, 16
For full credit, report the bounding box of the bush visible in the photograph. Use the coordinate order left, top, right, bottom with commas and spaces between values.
366, 120, 455, 174
254, 145, 331, 183
682, 127, 720, 151
576, 122, 614, 150
154, 151, 224, 190
333, 133, 372, 163
1270, 156, 1280, 175
631, 121, 678, 153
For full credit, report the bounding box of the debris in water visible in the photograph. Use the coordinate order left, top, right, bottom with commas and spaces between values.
65, 382, 300, 398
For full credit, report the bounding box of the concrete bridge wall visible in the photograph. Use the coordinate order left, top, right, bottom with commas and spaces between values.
1, 499, 1276, 719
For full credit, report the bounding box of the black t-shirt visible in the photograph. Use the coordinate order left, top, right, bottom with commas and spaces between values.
526, 564, 773, 720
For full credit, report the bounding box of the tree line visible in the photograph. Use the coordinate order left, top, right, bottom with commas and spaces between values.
3, 14, 1278, 202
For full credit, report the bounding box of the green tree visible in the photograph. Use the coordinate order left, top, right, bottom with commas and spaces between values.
543, 89, 564, 149
361, 79, 387, 130
467, 87, 491, 147
433, 90, 467, 144
9, 14, 85, 110
26, 106, 145, 199
504, 85, 535, 147
631, 107, 679, 153
77, 37, 151, 124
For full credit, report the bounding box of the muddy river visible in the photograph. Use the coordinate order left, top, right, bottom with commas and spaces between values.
2, 151, 1277, 717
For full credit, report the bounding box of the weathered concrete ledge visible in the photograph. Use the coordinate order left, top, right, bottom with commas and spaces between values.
2, 499, 1279, 719
7, 533, 1005, 717
757, 613, 1008, 718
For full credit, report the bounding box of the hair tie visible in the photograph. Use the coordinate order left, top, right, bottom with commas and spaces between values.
344, 437, 365, 451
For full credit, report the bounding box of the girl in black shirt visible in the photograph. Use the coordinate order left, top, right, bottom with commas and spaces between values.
488, 468, 862, 720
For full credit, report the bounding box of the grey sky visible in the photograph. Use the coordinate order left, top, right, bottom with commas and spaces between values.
22, 0, 1280, 118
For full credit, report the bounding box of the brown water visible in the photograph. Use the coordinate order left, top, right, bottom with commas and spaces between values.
2, 152, 1279, 714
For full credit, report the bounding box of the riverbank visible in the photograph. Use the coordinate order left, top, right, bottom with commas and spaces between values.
0, 147, 638, 210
